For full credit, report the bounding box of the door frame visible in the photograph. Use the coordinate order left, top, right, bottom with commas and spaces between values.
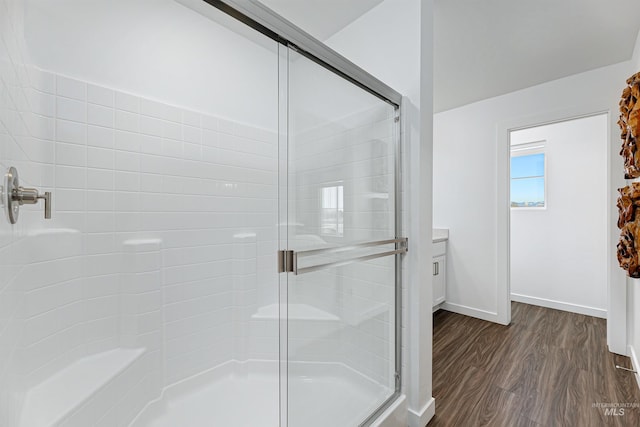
496, 106, 624, 353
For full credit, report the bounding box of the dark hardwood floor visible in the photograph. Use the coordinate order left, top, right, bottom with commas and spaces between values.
428, 302, 640, 427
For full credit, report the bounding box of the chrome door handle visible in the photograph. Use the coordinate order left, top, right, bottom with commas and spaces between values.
287, 238, 408, 275
5, 166, 52, 224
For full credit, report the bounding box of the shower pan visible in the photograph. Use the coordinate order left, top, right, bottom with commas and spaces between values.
0, 0, 405, 426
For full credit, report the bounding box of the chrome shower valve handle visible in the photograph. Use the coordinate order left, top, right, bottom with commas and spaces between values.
13, 187, 52, 217
4, 166, 52, 224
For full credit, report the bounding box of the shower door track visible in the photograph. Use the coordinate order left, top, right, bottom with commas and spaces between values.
195, 1, 405, 426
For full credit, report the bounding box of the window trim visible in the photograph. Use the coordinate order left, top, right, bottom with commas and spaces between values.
510, 140, 547, 210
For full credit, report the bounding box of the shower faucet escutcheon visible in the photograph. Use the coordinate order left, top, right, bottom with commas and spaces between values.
4, 166, 52, 224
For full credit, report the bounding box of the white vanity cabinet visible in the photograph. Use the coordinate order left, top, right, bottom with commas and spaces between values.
432, 230, 448, 310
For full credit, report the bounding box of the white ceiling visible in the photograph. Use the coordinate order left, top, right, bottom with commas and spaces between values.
258, 0, 640, 113
434, 0, 640, 112
257, 0, 383, 40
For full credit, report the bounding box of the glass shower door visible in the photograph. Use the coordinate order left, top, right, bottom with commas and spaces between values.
284, 47, 401, 427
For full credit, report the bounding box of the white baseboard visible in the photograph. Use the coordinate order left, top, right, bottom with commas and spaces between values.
510, 293, 606, 318
628, 345, 640, 393
441, 302, 500, 323
408, 397, 435, 427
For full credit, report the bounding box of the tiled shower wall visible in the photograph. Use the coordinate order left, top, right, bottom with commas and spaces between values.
1, 0, 279, 421
0, 0, 35, 424
24, 66, 279, 382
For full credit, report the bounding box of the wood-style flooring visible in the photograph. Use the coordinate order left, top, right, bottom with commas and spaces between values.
428, 302, 640, 427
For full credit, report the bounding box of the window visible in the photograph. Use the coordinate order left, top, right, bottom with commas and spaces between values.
510, 143, 545, 208
320, 185, 344, 236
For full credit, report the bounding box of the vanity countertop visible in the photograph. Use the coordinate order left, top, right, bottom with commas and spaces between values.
433, 228, 449, 243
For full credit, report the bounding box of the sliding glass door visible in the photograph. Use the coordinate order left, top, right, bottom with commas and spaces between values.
283, 47, 401, 427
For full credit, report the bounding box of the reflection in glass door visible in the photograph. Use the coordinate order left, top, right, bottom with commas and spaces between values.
284, 47, 401, 427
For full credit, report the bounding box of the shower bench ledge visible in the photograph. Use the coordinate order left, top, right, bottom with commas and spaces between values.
252, 303, 339, 321
20, 347, 145, 427
251, 302, 389, 325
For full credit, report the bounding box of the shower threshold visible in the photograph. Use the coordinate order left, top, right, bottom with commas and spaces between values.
132, 359, 391, 427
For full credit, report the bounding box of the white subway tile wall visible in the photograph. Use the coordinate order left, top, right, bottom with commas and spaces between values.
1, 0, 35, 425
0, 0, 279, 420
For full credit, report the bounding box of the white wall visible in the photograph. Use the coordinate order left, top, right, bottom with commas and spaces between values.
434, 59, 629, 352
326, 0, 420, 107
24, 0, 278, 130
326, 0, 436, 425
510, 115, 608, 317
633, 29, 640, 70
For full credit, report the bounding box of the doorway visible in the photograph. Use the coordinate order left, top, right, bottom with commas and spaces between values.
508, 113, 608, 317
